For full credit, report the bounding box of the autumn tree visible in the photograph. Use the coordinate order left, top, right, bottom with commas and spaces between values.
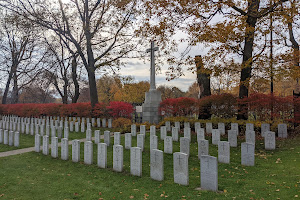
0, 0, 144, 107
142, 0, 290, 119
157, 85, 185, 100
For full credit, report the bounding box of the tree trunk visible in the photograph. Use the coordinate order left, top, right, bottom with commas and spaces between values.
237, 0, 259, 120
2, 69, 14, 104
71, 56, 80, 103
195, 55, 211, 119
87, 67, 98, 107
11, 71, 19, 104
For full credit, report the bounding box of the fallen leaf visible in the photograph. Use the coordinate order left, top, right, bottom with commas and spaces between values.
99, 192, 102, 195
74, 193, 78, 196
130, 196, 134, 199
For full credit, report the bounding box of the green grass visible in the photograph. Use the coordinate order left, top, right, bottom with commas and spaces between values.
0, 132, 299, 199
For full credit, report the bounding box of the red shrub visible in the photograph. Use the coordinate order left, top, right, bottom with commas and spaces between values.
160, 97, 197, 117
107, 101, 134, 119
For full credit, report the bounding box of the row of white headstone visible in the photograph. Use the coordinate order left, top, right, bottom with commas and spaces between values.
35, 132, 219, 192
0, 129, 19, 147
0, 116, 114, 135
161, 121, 288, 138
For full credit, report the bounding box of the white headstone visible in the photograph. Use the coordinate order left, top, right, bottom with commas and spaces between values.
0, 129, 3, 143
241, 142, 255, 166
198, 139, 209, 159
35, 134, 40, 152
97, 118, 101, 128
137, 134, 145, 151
184, 122, 190, 128
150, 125, 156, 136
175, 121, 180, 130
72, 140, 80, 162
278, 124, 287, 138
218, 123, 225, 135
184, 127, 191, 142
197, 128, 205, 142
164, 136, 173, 154
228, 130, 238, 147
261, 123, 270, 137
165, 121, 171, 132
51, 137, 58, 158
108, 119, 112, 128
212, 129, 220, 145
246, 123, 254, 132
104, 131, 110, 146
125, 133, 132, 149
84, 141, 93, 165
64, 127, 69, 139
140, 125, 146, 135
86, 129, 92, 141
206, 123, 212, 134
13, 132, 19, 147
180, 137, 190, 156
113, 145, 123, 172
172, 127, 179, 142
130, 147, 142, 177
173, 152, 189, 186
265, 131, 276, 150
114, 132, 121, 145
246, 130, 256, 145
131, 124, 137, 136
102, 118, 106, 128
97, 143, 107, 168
160, 126, 167, 140
94, 130, 100, 144
9, 131, 14, 146
150, 149, 164, 181
42, 135, 49, 155
150, 135, 158, 150
231, 123, 239, 135
218, 141, 230, 163
195, 122, 201, 132
200, 155, 218, 191
61, 138, 69, 160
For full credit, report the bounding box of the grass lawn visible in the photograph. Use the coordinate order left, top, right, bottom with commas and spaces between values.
0, 131, 299, 199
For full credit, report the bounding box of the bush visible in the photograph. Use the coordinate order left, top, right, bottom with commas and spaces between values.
107, 101, 134, 119
112, 117, 132, 133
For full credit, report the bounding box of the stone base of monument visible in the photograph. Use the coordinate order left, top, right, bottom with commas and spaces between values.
142, 89, 162, 124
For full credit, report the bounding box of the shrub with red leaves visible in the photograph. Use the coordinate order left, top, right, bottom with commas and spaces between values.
106, 101, 134, 119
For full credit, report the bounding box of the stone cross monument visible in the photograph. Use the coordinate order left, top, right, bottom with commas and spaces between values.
142, 41, 162, 124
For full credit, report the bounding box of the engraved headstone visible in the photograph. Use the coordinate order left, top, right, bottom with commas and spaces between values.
246, 130, 255, 145
150, 135, 158, 150
172, 127, 179, 141
72, 140, 80, 162
197, 128, 205, 142
9, 131, 14, 146
86, 129, 92, 141
175, 121, 180, 130
165, 121, 171, 132
97, 118, 101, 128
184, 122, 190, 128
174, 152, 189, 185
164, 136, 173, 154
278, 124, 287, 138
84, 141, 93, 165
195, 122, 201, 132
198, 139, 209, 159
184, 127, 191, 142
241, 142, 255, 166
228, 130, 238, 147
70, 121, 74, 132
108, 119, 112, 128
43, 135, 49, 155
130, 147, 142, 176
206, 123, 212, 134
261, 123, 270, 137
61, 138, 69, 160
140, 125, 146, 135
218, 141, 230, 163
150, 149, 164, 181
212, 129, 220, 145
246, 123, 254, 132
200, 155, 218, 191
14, 132, 19, 147
94, 130, 100, 144
57, 126, 62, 139
218, 123, 225, 135
125, 133, 132, 149
35, 134, 40, 152
102, 118, 106, 128
131, 124, 137, 136
265, 131, 276, 150
137, 134, 145, 151
113, 145, 123, 172
104, 131, 110, 146
180, 137, 190, 156
81, 121, 85, 133
231, 123, 239, 135
114, 132, 121, 145
75, 122, 79, 132
0, 129, 3, 143
51, 137, 58, 158
150, 125, 156, 136
97, 143, 107, 168
160, 126, 167, 140
64, 127, 69, 139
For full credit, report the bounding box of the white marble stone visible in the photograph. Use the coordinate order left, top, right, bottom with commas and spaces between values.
137, 134, 145, 151
164, 136, 173, 154
81, 122, 85, 133
278, 124, 287, 138
9, 131, 14, 146
200, 155, 218, 191
125, 133, 132, 149
150, 125, 156, 136
61, 138, 69, 160
261, 123, 270, 137
113, 145, 123, 172
175, 121, 180, 130
184, 127, 191, 142
72, 140, 80, 162
84, 141, 93, 165
231, 123, 239, 135
206, 123, 212, 134
265, 131, 276, 150
246, 123, 254, 132
102, 118, 107, 128
228, 130, 238, 147
64, 127, 69, 139
35, 134, 40, 152
241, 142, 255, 166
42, 135, 49, 155
212, 129, 220, 145
0, 129, 3, 143
97, 143, 107, 168
150, 135, 158, 150
218, 123, 225, 135
198, 139, 209, 159
130, 147, 142, 176
246, 130, 256, 145
97, 118, 101, 128
218, 141, 230, 163
114, 132, 121, 145
160, 126, 167, 140
70, 121, 74, 132
57, 127, 63, 139
172, 127, 179, 142
14, 132, 19, 147
184, 122, 190, 128
197, 128, 205, 142
86, 129, 92, 141
165, 121, 171, 132
140, 125, 146, 135
195, 122, 201, 132
174, 152, 189, 186
108, 119, 112, 128
104, 131, 110, 146
75, 122, 79, 132
94, 130, 100, 144
150, 149, 164, 181
180, 137, 190, 156
51, 137, 58, 158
